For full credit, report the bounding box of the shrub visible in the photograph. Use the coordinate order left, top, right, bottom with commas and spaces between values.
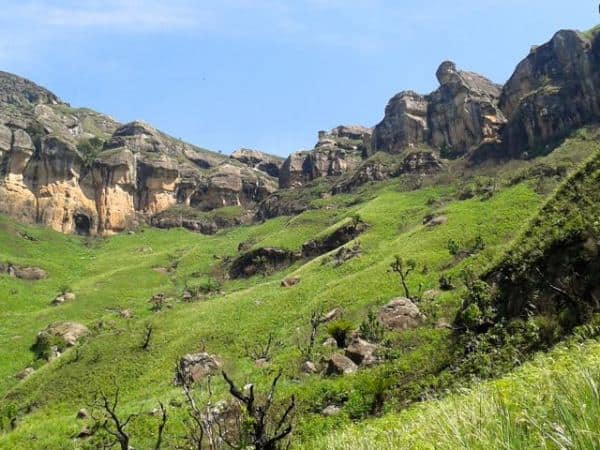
447, 239, 460, 256
327, 320, 354, 348
358, 310, 385, 343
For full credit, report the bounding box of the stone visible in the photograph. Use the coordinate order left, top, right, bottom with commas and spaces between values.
301, 361, 318, 374
281, 276, 301, 288
321, 308, 342, 323
378, 298, 425, 331
323, 337, 338, 347
325, 353, 358, 376
373, 62, 506, 156
37, 322, 89, 348
77, 426, 94, 439
229, 247, 300, 279
15, 367, 35, 380
52, 292, 76, 306
425, 216, 448, 227
1, 264, 48, 281
175, 352, 220, 384
76, 408, 89, 420
344, 337, 378, 366
321, 405, 342, 417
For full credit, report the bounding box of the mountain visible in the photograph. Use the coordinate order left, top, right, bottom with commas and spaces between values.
1, 27, 600, 237
1, 25, 600, 450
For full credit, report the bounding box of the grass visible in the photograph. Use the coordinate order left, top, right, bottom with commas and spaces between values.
301, 338, 600, 450
0, 131, 597, 448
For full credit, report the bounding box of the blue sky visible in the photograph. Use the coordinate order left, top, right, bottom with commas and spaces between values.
0, 1, 597, 156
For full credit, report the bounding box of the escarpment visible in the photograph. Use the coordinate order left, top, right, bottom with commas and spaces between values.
2, 26, 600, 234
0, 73, 278, 235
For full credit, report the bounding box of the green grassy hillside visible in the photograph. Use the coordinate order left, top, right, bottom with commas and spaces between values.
0, 130, 598, 448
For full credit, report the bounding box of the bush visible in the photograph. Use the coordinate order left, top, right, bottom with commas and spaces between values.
358, 310, 385, 343
327, 320, 354, 348
447, 239, 460, 256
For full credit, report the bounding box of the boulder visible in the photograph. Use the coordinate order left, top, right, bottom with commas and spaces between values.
175, 352, 220, 384
76, 408, 90, 420
321, 308, 342, 323
321, 405, 342, 417
322, 337, 338, 347
15, 367, 35, 380
0, 263, 48, 280
281, 276, 301, 288
38, 322, 89, 347
52, 292, 76, 306
378, 298, 425, 331
424, 216, 448, 227
325, 353, 358, 376
344, 337, 378, 366
301, 361, 318, 374
229, 247, 300, 279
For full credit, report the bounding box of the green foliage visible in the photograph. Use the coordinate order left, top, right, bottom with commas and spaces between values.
327, 320, 354, 348
358, 310, 385, 343
77, 137, 105, 167
447, 239, 459, 256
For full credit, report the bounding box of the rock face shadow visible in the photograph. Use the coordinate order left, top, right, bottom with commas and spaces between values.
74, 213, 91, 236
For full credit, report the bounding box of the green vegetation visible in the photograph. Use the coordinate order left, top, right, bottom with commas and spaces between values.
0, 129, 598, 448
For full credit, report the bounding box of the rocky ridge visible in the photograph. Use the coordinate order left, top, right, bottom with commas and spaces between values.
1, 27, 600, 234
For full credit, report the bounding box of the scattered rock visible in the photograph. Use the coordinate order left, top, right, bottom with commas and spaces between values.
77, 426, 94, 439
436, 318, 453, 330
378, 298, 425, 331
118, 309, 134, 319
344, 337, 378, 366
321, 405, 342, 417
76, 408, 89, 420
229, 247, 300, 279
15, 367, 35, 380
301, 218, 367, 258
281, 276, 301, 288
175, 353, 221, 384
301, 361, 318, 374
51, 292, 76, 306
255, 358, 269, 368
424, 215, 448, 227
330, 243, 362, 266
325, 353, 358, 376
321, 308, 342, 323
0, 263, 47, 280
36, 322, 89, 350
323, 337, 338, 347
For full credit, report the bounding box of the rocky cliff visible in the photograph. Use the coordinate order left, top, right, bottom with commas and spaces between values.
278, 125, 372, 188
1, 26, 600, 233
0, 73, 277, 235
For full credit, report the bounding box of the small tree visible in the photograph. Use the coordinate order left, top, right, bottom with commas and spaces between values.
222, 371, 295, 450
297, 308, 323, 361
390, 255, 417, 299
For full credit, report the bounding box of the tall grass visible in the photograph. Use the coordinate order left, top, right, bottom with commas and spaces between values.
307, 341, 600, 450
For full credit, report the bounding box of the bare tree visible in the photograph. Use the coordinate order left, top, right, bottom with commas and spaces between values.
245, 333, 280, 362
90, 389, 135, 450
140, 323, 154, 351
297, 308, 323, 361
222, 370, 295, 450
390, 255, 417, 299
154, 402, 168, 450
89, 389, 167, 450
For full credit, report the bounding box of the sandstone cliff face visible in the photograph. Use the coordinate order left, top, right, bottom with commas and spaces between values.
0, 73, 277, 235
373, 61, 506, 157
496, 29, 600, 157
231, 149, 283, 178
279, 125, 371, 188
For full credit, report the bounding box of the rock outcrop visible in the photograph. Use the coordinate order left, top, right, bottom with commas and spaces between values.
229, 247, 300, 279
231, 148, 283, 178
378, 298, 425, 331
279, 126, 371, 188
494, 29, 600, 158
0, 72, 277, 235
373, 61, 506, 157
175, 353, 221, 384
